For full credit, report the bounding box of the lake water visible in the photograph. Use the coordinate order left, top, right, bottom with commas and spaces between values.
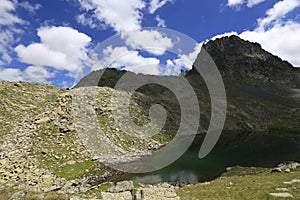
130, 131, 300, 184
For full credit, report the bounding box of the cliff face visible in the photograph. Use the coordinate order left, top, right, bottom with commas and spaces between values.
75, 35, 300, 132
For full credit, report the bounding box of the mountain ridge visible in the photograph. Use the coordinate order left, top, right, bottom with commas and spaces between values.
75, 35, 300, 132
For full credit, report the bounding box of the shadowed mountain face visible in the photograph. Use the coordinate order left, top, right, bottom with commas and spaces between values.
196, 35, 299, 87
75, 35, 300, 133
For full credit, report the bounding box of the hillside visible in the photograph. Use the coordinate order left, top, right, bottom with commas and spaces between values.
0, 36, 299, 199
76, 35, 300, 132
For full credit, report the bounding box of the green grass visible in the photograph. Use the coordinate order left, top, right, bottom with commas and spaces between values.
53, 160, 100, 180
177, 167, 300, 200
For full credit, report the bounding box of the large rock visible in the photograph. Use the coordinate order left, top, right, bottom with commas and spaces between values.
108, 181, 134, 193
101, 191, 132, 200
133, 187, 180, 200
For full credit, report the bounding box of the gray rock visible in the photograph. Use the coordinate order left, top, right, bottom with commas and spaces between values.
275, 188, 289, 192
283, 179, 300, 184
285, 168, 291, 173
67, 160, 76, 165
293, 186, 300, 191
101, 191, 132, 200
108, 181, 134, 193
287, 162, 300, 170
271, 168, 282, 173
269, 193, 294, 198
134, 187, 180, 200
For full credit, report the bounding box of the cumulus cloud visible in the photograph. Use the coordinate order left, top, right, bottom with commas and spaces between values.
77, 0, 174, 63
209, 31, 238, 41
0, 66, 54, 83
162, 43, 203, 75
149, 0, 175, 14
77, 0, 145, 33
122, 30, 173, 55
0, 68, 24, 82
25, 66, 55, 82
235, 0, 300, 67
240, 21, 300, 66
257, 0, 300, 29
97, 45, 161, 75
155, 15, 166, 27
15, 26, 92, 74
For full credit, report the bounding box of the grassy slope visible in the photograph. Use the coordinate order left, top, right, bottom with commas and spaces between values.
177, 167, 300, 200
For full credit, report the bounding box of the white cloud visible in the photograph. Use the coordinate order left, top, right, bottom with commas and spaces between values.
162, 43, 203, 75
0, 0, 25, 65
122, 30, 173, 55
0, 68, 24, 82
227, 0, 266, 8
240, 21, 300, 66
0, 0, 40, 65
236, 0, 300, 67
77, 0, 145, 33
18, 1, 41, 13
258, 0, 300, 29
221, 0, 300, 67
247, 0, 265, 8
0, 30, 14, 64
0, 0, 24, 25
97, 45, 161, 75
77, 0, 174, 57
24, 66, 55, 82
149, 0, 174, 14
0, 66, 54, 83
209, 31, 238, 41
227, 0, 245, 7
155, 15, 166, 27
76, 13, 97, 29
15, 26, 92, 74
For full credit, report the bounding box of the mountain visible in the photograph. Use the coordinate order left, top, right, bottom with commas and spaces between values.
0, 36, 299, 199
75, 35, 300, 132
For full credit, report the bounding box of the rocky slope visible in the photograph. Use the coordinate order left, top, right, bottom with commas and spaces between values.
0, 81, 181, 199
76, 35, 300, 133
0, 35, 299, 199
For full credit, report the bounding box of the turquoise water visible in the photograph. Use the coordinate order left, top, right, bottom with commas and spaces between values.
130, 132, 300, 184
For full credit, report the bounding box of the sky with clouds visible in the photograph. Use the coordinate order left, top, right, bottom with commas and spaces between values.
0, 0, 299, 87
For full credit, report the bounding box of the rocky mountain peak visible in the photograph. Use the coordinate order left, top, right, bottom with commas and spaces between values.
188, 35, 299, 87
203, 35, 266, 58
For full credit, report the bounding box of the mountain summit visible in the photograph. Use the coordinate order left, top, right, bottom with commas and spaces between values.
189, 35, 299, 87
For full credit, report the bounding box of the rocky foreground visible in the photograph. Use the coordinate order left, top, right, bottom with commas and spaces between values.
0, 81, 182, 199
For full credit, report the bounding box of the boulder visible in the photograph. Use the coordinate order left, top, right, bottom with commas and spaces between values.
101, 191, 132, 200
108, 181, 134, 193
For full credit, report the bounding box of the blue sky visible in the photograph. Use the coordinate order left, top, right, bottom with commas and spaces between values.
0, 0, 299, 87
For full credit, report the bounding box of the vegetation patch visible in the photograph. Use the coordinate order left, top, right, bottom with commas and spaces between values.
177, 167, 300, 200
53, 160, 100, 180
